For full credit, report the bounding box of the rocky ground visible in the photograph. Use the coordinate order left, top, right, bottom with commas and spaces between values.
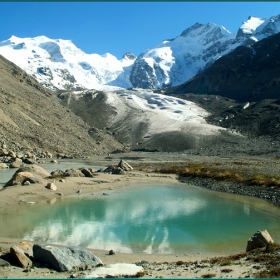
0, 55, 125, 158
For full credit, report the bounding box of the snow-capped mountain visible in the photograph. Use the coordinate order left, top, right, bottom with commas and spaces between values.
0, 35, 136, 90
0, 14, 279, 91
130, 14, 280, 89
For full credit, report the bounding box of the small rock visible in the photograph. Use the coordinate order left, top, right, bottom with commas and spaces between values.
27, 201, 35, 205
108, 250, 116, 255
46, 182, 57, 191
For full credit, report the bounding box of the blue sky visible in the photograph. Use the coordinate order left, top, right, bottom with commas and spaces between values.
1, 2, 280, 59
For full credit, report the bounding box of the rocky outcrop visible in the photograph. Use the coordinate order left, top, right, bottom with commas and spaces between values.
33, 244, 103, 272
246, 229, 275, 252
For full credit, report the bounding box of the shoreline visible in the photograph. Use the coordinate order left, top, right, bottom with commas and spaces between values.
0, 160, 280, 278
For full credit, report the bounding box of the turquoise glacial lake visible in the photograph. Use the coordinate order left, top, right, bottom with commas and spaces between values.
0, 183, 279, 254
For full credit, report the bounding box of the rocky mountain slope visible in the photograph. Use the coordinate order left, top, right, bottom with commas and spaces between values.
130, 14, 280, 89
0, 54, 123, 157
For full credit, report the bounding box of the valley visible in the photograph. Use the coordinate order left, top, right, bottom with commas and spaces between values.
0, 10, 280, 279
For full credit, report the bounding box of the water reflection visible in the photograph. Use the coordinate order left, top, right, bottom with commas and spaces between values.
0, 184, 280, 254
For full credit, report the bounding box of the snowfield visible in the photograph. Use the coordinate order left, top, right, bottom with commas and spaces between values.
103, 88, 225, 136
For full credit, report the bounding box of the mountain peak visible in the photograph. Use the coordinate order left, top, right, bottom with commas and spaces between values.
122, 52, 136, 60
236, 16, 266, 38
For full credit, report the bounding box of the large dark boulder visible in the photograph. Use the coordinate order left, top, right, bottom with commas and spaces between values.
246, 229, 274, 252
33, 244, 103, 272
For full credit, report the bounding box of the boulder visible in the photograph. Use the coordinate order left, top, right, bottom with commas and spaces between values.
33, 244, 103, 272
8, 151, 16, 158
10, 245, 32, 268
46, 182, 57, 191
9, 158, 22, 168
14, 164, 50, 178
18, 241, 33, 258
0, 163, 8, 169
22, 177, 42, 185
25, 151, 33, 158
246, 229, 274, 252
22, 158, 38, 164
117, 160, 133, 171
80, 168, 93, 177
63, 168, 85, 177
103, 165, 115, 173
51, 169, 65, 177
5, 172, 34, 186
0, 149, 9, 156
112, 167, 125, 175
5, 164, 50, 187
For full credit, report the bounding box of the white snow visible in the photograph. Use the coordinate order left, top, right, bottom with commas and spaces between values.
1, 14, 280, 92
0, 35, 136, 90
240, 16, 266, 35
101, 88, 225, 136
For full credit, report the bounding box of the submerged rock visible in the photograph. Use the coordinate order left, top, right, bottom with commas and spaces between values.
33, 244, 103, 272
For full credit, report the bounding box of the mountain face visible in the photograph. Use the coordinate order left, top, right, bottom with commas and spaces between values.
0, 54, 123, 156
166, 31, 280, 102
0, 14, 280, 92
130, 14, 280, 89
0, 36, 136, 91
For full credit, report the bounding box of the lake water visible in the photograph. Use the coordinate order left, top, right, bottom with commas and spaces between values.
0, 183, 279, 255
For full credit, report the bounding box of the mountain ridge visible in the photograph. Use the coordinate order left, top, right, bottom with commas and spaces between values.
0, 13, 280, 92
